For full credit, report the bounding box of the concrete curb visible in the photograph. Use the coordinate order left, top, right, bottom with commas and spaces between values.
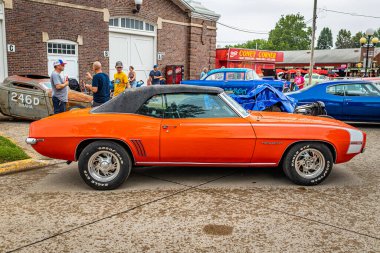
0, 159, 50, 176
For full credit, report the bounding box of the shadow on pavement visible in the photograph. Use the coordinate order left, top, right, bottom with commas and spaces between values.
26, 162, 360, 193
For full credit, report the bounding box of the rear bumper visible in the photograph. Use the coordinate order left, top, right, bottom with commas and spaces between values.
25, 138, 44, 145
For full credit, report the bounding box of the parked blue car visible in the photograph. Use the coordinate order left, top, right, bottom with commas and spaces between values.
181, 68, 287, 95
288, 80, 380, 122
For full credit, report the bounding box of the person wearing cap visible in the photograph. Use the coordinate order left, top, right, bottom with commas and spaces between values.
113, 61, 130, 97
149, 65, 163, 85
85, 61, 111, 107
50, 59, 69, 114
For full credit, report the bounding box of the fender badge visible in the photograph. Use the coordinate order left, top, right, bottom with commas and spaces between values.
262, 142, 283, 145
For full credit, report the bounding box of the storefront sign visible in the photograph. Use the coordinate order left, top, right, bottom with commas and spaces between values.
228, 48, 284, 62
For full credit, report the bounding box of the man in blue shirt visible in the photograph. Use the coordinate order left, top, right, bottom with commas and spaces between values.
149, 65, 163, 85
85, 61, 111, 107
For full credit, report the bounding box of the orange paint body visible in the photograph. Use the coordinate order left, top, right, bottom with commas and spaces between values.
29, 109, 365, 167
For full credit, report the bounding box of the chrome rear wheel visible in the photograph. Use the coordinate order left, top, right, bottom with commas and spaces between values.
88, 151, 121, 183
78, 141, 132, 190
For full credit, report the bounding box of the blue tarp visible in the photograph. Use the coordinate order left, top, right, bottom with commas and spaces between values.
230, 84, 298, 113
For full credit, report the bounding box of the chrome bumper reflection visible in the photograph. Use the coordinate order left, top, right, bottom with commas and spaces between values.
25, 138, 43, 145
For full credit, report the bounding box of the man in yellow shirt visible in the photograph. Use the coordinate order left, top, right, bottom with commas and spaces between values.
113, 61, 130, 97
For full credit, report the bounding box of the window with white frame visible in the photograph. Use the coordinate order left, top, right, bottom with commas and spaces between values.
47, 42, 76, 55
109, 17, 155, 32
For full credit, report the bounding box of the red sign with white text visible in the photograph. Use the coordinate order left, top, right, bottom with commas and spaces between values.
227, 48, 284, 62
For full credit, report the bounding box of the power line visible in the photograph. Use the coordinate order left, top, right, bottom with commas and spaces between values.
216, 22, 269, 34
192, 10, 269, 34
320, 8, 380, 19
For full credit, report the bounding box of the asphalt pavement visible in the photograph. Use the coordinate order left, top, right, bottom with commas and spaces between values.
0, 118, 379, 252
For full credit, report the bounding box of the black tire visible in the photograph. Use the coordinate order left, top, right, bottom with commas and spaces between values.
283, 142, 333, 186
78, 141, 132, 190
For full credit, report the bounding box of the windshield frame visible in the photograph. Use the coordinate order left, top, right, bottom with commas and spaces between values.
219, 92, 249, 118
40, 82, 52, 89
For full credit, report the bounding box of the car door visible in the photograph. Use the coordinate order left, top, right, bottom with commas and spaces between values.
8, 82, 49, 119
324, 84, 346, 120
160, 93, 256, 163
343, 83, 380, 122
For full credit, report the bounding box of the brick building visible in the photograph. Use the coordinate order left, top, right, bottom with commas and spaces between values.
0, 0, 219, 83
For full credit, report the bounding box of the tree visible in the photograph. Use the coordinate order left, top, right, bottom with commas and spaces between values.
351, 31, 365, 48
267, 13, 312, 50
316, 27, 333, 49
228, 39, 271, 50
373, 27, 380, 39
335, 29, 353, 48
373, 27, 380, 47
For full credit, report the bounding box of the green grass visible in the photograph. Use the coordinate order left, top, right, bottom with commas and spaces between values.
0, 136, 30, 164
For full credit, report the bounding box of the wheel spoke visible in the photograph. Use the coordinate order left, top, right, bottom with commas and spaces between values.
87, 151, 121, 183
294, 148, 326, 179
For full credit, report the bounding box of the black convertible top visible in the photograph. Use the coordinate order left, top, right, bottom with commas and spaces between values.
92, 85, 224, 114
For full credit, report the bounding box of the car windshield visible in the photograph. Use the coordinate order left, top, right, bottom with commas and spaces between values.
41, 82, 52, 89
246, 70, 261, 80
220, 92, 249, 118
372, 81, 380, 91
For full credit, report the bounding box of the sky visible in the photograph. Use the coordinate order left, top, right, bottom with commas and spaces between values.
202, 0, 380, 48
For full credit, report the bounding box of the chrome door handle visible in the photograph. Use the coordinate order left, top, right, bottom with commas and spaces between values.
162, 125, 177, 129
345, 99, 353, 102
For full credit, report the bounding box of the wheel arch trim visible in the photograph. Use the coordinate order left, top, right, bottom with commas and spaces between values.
278, 140, 337, 166
74, 138, 136, 164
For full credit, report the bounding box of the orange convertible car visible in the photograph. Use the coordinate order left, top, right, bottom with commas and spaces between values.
26, 86, 366, 190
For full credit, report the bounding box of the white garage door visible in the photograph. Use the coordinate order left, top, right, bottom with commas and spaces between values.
0, 3, 6, 82
109, 32, 154, 82
47, 40, 79, 81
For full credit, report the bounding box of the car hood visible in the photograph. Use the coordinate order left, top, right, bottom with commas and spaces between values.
47, 89, 93, 103
248, 111, 356, 129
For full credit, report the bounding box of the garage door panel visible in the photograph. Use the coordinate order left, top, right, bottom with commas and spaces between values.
109, 32, 155, 83
131, 37, 154, 66
131, 36, 154, 82
109, 34, 130, 79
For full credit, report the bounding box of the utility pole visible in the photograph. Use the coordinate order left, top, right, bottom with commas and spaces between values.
308, 0, 317, 86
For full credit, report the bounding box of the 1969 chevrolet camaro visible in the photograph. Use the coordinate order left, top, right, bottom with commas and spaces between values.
26, 85, 366, 190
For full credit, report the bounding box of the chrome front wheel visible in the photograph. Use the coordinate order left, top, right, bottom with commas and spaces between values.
283, 143, 333, 186
294, 148, 325, 179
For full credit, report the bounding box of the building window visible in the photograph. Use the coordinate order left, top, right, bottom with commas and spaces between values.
109, 17, 155, 32
47, 42, 76, 55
